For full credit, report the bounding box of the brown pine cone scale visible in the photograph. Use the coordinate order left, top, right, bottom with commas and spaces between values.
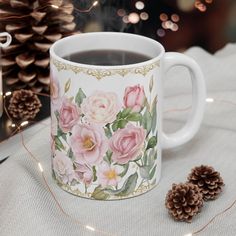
165, 183, 203, 222
8, 89, 42, 120
188, 165, 224, 201
0, 0, 76, 92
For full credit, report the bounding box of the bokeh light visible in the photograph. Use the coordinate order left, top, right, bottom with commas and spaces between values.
122, 15, 129, 23
135, 1, 145, 10
160, 13, 168, 22
177, 0, 195, 12
140, 12, 149, 20
171, 14, 180, 22
128, 12, 140, 24
157, 28, 165, 37
117, 8, 126, 17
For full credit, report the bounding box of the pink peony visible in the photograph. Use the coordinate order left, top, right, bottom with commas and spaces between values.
97, 162, 121, 187
58, 97, 80, 133
70, 123, 108, 165
123, 85, 146, 112
109, 123, 146, 164
74, 163, 93, 185
81, 91, 121, 124
53, 151, 75, 184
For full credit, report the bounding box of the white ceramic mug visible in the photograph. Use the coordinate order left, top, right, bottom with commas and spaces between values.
50, 32, 206, 200
0, 32, 12, 117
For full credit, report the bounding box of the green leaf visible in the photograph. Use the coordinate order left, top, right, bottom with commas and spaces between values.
91, 186, 110, 200
104, 150, 112, 164
149, 75, 154, 92
149, 165, 157, 180
67, 148, 73, 159
143, 152, 148, 166
127, 112, 142, 122
55, 136, 64, 150
119, 163, 129, 177
104, 125, 112, 138
92, 166, 97, 182
142, 110, 152, 134
120, 108, 132, 118
115, 173, 138, 197
70, 179, 78, 186
64, 78, 71, 93
54, 110, 59, 120
151, 96, 157, 132
147, 136, 157, 150
140, 166, 150, 179
117, 119, 128, 129
112, 121, 119, 132
75, 88, 86, 107
57, 127, 67, 141
148, 148, 157, 165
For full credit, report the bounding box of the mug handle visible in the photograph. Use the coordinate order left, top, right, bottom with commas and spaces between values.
0, 32, 12, 48
161, 52, 206, 149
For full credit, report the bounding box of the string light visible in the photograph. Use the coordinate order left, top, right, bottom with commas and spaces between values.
38, 162, 44, 172
20, 121, 29, 127
93, 1, 98, 7
86, 225, 96, 231
51, 4, 59, 9
2, 91, 236, 236
206, 98, 214, 103
5, 91, 12, 97
2, 1, 99, 20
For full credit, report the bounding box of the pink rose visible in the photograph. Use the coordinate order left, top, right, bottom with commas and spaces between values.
58, 97, 80, 132
70, 123, 108, 165
53, 151, 75, 184
74, 163, 93, 185
81, 91, 121, 124
109, 123, 146, 164
97, 162, 121, 187
123, 85, 146, 112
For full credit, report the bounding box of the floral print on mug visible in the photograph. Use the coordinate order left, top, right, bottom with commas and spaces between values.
52, 80, 158, 200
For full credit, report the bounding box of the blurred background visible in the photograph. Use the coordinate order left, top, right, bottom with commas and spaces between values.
0, 0, 235, 141
75, 0, 236, 53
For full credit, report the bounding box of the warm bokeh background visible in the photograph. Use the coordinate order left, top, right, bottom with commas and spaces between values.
74, 0, 236, 53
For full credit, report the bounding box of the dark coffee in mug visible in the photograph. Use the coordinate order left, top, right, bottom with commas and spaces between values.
63, 49, 151, 66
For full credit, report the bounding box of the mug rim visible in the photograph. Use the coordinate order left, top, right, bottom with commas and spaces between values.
50, 32, 165, 69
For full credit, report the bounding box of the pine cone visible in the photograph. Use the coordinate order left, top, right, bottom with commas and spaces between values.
165, 183, 203, 222
0, 0, 76, 92
8, 89, 42, 120
188, 165, 224, 201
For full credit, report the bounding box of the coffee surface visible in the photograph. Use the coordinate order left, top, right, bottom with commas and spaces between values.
63, 49, 151, 66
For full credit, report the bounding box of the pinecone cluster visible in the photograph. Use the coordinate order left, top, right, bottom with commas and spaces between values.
165, 183, 203, 222
8, 89, 42, 120
188, 165, 224, 201
165, 165, 224, 222
0, 0, 76, 92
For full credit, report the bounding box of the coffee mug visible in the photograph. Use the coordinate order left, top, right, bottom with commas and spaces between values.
0, 32, 12, 117
50, 32, 206, 200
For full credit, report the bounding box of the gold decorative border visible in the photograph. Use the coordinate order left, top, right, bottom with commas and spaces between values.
51, 58, 160, 80
55, 177, 156, 200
